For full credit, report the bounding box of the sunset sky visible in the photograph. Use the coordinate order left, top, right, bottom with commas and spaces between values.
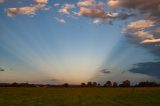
0, 0, 160, 84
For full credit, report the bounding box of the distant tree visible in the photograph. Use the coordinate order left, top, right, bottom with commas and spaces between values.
138, 81, 158, 87
81, 83, 86, 87
113, 82, 118, 87
106, 81, 112, 87
97, 83, 101, 87
63, 83, 69, 87
92, 82, 97, 87
87, 82, 92, 87
120, 80, 130, 87
11, 82, 18, 87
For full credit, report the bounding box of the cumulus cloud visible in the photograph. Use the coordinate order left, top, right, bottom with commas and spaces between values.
107, 0, 160, 23
107, 0, 160, 46
77, 6, 132, 24
78, 7, 109, 19
141, 39, 160, 44
107, 0, 120, 8
107, 0, 160, 78
34, 0, 48, 4
108, 0, 160, 15
126, 20, 155, 31
78, 7, 118, 20
77, 0, 94, 7
127, 31, 154, 40
107, 0, 160, 27
54, 17, 65, 24
59, 4, 75, 15
7, 4, 45, 16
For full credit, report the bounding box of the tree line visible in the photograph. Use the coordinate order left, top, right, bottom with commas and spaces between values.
0, 80, 160, 87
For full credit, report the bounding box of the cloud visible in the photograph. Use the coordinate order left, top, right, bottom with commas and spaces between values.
54, 17, 65, 24
59, 4, 75, 15
0, 67, 5, 71
100, 69, 111, 74
77, 6, 134, 24
93, 18, 103, 24
126, 20, 155, 31
7, 4, 45, 16
108, 0, 160, 16
34, 0, 48, 4
127, 31, 154, 40
107, 0, 160, 46
77, 0, 94, 7
141, 39, 160, 44
129, 61, 160, 79
107, 0, 160, 79
77, 0, 106, 11
107, 0, 120, 8
78, 7, 110, 19
53, 3, 60, 7
107, 0, 160, 28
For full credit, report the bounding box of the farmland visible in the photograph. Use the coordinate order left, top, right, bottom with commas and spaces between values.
0, 87, 160, 106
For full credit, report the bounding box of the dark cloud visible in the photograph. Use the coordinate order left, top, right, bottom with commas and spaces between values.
127, 31, 160, 79
107, 0, 160, 44
100, 69, 111, 74
129, 61, 160, 79
108, 0, 160, 17
0, 67, 5, 71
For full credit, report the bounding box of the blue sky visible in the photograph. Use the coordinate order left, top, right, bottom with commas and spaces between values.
0, 0, 160, 84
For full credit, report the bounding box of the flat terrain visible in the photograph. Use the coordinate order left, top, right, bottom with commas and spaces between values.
0, 87, 160, 106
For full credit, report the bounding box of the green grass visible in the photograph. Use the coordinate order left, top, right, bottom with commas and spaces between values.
0, 87, 160, 106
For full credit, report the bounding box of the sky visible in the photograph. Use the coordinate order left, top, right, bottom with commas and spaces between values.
0, 0, 160, 84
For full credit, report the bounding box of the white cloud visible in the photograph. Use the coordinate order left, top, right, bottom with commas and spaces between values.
77, 0, 94, 7
129, 31, 154, 39
141, 39, 160, 44
34, 0, 48, 4
59, 4, 75, 15
7, 4, 45, 16
127, 20, 155, 31
54, 17, 66, 24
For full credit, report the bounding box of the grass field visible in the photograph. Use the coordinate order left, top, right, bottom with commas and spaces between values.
0, 87, 160, 106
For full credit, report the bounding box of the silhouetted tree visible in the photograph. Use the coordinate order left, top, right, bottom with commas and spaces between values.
87, 82, 92, 87
113, 82, 118, 87
97, 83, 101, 87
106, 81, 112, 87
81, 83, 86, 87
137, 81, 158, 87
92, 82, 97, 87
120, 80, 130, 87
63, 83, 69, 87
103, 81, 112, 87
11, 82, 18, 87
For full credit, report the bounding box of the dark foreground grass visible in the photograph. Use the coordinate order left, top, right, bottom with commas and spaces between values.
0, 87, 160, 106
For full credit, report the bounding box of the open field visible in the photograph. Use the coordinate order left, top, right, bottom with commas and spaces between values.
0, 87, 160, 106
